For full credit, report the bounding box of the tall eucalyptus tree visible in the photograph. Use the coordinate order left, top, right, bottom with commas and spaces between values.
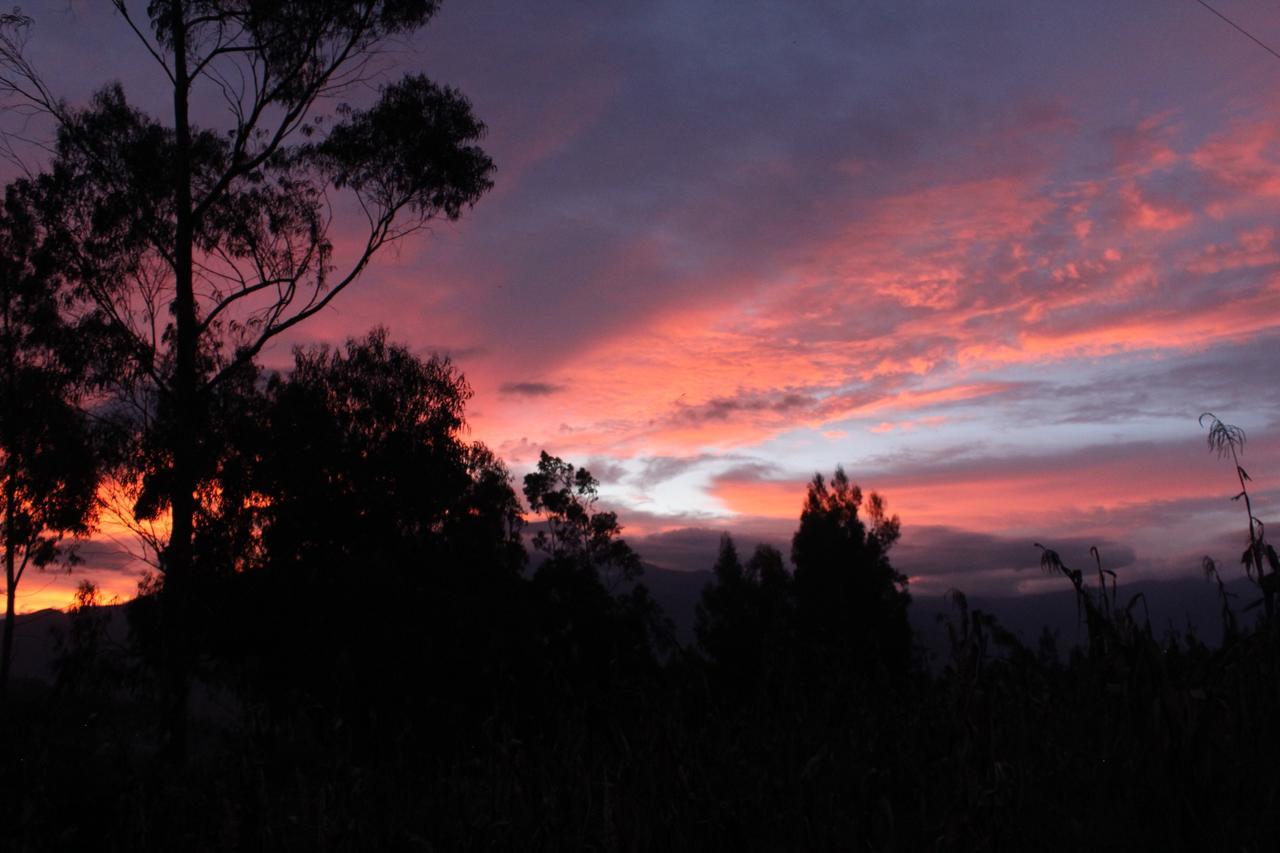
0, 1, 494, 752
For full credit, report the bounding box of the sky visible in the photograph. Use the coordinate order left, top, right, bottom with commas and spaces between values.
9, 0, 1280, 610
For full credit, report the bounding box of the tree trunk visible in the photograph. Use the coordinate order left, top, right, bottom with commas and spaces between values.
1, 287, 14, 700
1, 535, 15, 699
160, 0, 198, 763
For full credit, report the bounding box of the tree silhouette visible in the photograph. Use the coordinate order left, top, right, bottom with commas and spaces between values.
791, 467, 911, 677
694, 535, 793, 691
523, 452, 671, 677
174, 330, 529, 715
524, 451, 642, 591
259, 329, 522, 580
0, 4, 494, 754
0, 183, 100, 697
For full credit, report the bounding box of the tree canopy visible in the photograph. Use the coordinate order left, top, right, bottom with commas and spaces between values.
791, 467, 911, 675
0, 181, 102, 695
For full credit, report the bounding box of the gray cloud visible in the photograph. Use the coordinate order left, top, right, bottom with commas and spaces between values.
499, 381, 566, 397
419, 344, 489, 362
1035, 335, 1280, 427
631, 452, 758, 489
631, 526, 789, 574
73, 540, 154, 576
894, 525, 1136, 580
670, 391, 816, 425
583, 456, 629, 485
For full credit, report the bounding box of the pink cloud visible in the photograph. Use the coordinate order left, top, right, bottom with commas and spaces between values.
707, 436, 1280, 552
1191, 116, 1280, 201
1118, 183, 1194, 232
460, 102, 1280, 457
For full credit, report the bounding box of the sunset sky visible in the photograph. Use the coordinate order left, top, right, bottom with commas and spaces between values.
12, 0, 1280, 610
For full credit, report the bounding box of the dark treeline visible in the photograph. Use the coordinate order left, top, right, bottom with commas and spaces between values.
4, 333, 1280, 851
1, 3, 1279, 851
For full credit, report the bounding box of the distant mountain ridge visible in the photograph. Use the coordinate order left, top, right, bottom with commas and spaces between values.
639, 564, 1256, 660
3, 570, 1253, 684
1, 606, 129, 685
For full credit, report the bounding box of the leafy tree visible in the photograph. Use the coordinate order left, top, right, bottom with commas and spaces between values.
259, 329, 523, 580
177, 330, 527, 714
524, 451, 642, 590
0, 3, 494, 750
523, 451, 671, 676
695, 535, 793, 690
0, 182, 100, 697
791, 467, 911, 676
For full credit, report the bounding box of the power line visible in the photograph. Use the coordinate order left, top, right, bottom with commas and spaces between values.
1195, 0, 1280, 62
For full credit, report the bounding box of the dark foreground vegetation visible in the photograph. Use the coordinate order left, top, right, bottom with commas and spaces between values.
3, 356, 1280, 852
0, 2, 1276, 851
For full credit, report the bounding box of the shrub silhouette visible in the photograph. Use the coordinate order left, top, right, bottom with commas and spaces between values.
1201, 412, 1280, 620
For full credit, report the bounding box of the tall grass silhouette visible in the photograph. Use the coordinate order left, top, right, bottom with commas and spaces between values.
1201, 412, 1279, 620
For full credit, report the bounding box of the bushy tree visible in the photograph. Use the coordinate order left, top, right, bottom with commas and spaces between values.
184, 330, 526, 710
0, 182, 101, 696
523, 451, 671, 677
791, 467, 911, 676
260, 329, 518, 575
